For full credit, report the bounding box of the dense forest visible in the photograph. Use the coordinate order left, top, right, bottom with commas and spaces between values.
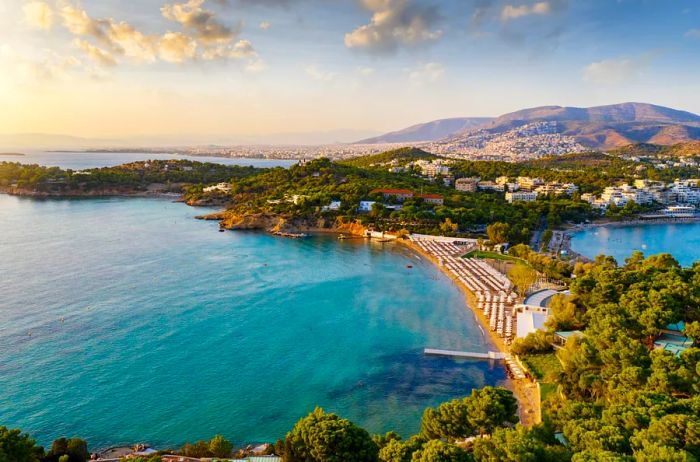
0, 160, 259, 192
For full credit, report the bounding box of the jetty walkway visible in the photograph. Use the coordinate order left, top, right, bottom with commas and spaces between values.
424, 348, 527, 380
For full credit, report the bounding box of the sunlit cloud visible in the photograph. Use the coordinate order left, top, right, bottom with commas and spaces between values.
0, 43, 81, 82
501, 1, 551, 21
161, 0, 239, 44
23, 1, 54, 30
158, 32, 198, 63
259, 21, 271, 30
51, 0, 260, 70
345, 0, 442, 55
73, 38, 117, 67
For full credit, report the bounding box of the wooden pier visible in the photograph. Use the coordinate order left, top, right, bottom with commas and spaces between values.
424, 348, 506, 360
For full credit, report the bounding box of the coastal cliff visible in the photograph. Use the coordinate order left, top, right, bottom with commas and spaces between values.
197, 211, 368, 236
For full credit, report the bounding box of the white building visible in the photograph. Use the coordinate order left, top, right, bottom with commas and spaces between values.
321, 200, 341, 212
517, 177, 545, 191
358, 201, 376, 212
203, 182, 231, 193
535, 182, 578, 196
478, 181, 505, 192
455, 177, 480, 192
505, 191, 538, 203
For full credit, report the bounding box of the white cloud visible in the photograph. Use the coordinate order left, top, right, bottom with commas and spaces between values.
305, 64, 336, 82
582, 55, 653, 85
51, 1, 261, 70
345, 0, 442, 54
73, 38, 117, 67
501, 1, 552, 21
201, 39, 256, 60
23, 1, 54, 30
0, 44, 82, 82
408, 62, 444, 85
685, 29, 700, 39
161, 0, 238, 44
158, 32, 198, 63
259, 21, 271, 30
358, 66, 375, 76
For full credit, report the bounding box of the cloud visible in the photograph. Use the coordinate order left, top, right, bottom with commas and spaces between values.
305, 64, 336, 82
52, 1, 260, 70
408, 61, 444, 85
161, 0, 239, 44
259, 21, 271, 30
582, 55, 653, 85
357, 66, 375, 76
201, 39, 256, 60
685, 29, 700, 39
1, 44, 82, 82
108, 22, 158, 62
345, 0, 442, 55
158, 32, 198, 63
23, 1, 54, 30
73, 38, 117, 67
501, 1, 552, 21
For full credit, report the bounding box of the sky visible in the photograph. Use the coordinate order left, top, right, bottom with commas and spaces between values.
1, 0, 700, 144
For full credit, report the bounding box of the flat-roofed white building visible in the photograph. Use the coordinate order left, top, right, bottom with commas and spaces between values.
505, 191, 538, 203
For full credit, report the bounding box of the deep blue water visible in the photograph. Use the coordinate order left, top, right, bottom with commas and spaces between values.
0, 194, 504, 449
571, 223, 700, 267
5, 151, 295, 170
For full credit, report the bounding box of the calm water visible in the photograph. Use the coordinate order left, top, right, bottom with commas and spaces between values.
4, 151, 295, 170
571, 223, 700, 267
0, 195, 504, 449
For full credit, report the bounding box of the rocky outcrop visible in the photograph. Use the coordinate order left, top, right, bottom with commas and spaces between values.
196, 211, 368, 236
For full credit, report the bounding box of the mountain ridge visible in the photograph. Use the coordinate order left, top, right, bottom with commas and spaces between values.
356, 117, 493, 144
356, 103, 700, 150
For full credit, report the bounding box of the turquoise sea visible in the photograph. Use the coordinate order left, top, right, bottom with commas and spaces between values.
0, 194, 504, 449
571, 223, 700, 267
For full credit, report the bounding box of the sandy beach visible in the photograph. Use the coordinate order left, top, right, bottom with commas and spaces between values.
397, 238, 539, 426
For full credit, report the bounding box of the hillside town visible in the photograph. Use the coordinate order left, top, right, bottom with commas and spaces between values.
424, 122, 589, 161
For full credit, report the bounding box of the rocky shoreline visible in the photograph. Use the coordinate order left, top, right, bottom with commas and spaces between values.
196, 210, 369, 237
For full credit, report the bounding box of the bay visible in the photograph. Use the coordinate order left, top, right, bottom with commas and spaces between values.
571, 222, 700, 267
0, 194, 505, 449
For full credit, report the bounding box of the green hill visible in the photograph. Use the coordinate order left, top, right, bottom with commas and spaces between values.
341, 147, 438, 168
610, 141, 700, 158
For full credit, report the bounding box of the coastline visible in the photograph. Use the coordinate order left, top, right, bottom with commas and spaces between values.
396, 239, 538, 426
0, 187, 184, 200
3, 187, 537, 427
565, 216, 700, 231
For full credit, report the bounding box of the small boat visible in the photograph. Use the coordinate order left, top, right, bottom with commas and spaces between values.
406, 265, 413, 269
219, 228, 225, 233
338, 233, 348, 240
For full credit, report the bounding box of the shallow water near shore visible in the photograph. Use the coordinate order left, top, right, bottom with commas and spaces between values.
0, 194, 505, 449
571, 222, 700, 266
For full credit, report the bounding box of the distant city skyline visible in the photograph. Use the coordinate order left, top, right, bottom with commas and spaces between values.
2, 0, 700, 142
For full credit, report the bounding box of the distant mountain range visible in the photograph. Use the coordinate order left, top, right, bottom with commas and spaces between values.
357, 103, 700, 151
356, 117, 493, 144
